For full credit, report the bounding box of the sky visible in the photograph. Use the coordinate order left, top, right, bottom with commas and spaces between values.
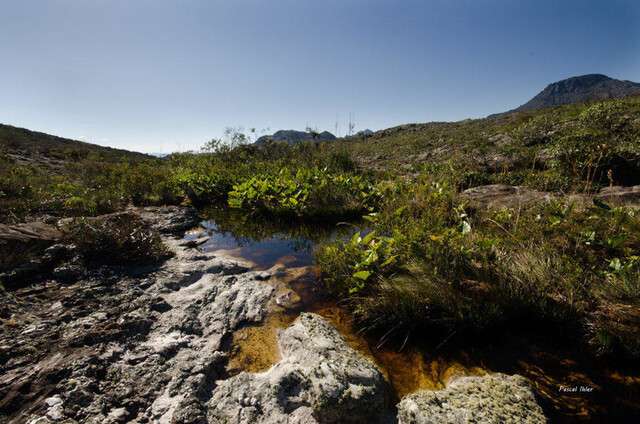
1, 0, 639, 153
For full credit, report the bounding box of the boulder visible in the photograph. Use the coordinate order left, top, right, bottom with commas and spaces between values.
207, 313, 387, 424
397, 373, 546, 424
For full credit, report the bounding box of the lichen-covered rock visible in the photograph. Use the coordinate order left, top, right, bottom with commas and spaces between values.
208, 313, 387, 424
397, 373, 547, 424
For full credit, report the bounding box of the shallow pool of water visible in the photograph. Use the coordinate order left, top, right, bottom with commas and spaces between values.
184, 207, 640, 422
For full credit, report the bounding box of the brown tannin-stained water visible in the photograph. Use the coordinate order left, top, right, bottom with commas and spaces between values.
184, 207, 640, 423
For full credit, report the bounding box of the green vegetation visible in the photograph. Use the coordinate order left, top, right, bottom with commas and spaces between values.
1, 94, 640, 356
227, 166, 378, 218
0, 153, 180, 222
317, 178, 640, 354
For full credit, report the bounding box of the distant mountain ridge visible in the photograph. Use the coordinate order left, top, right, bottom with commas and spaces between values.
496, 74, 640, 116
255, 129, 336, 146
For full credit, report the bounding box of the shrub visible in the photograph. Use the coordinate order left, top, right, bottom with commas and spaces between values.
66, 212, 172, 265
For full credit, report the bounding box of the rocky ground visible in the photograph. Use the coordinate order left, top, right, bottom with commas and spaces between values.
0, 207, 547, 423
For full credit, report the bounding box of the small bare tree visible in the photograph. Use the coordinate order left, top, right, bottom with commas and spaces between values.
348, 112, 355, 137
305, 125, 320, 141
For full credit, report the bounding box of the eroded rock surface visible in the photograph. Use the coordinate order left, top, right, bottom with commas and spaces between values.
208, 313, 387, 424
0, 207, 279, 423
397, 373, 547, 424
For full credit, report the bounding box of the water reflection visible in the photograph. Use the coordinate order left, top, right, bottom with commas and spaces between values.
184, 206, 356, 270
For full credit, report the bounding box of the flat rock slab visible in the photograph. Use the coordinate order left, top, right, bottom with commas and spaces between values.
462, 184, 553, 210
57, 206, 201, 236
208, 313, 387, 424
596, 185, 640, 205
397, 373, 547, 424
0, 221, 62, 247
132, 206, 201, 234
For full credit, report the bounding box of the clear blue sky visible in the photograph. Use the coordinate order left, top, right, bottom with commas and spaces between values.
1, 0, 639, 153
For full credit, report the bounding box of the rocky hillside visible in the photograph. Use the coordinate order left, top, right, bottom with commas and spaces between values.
0, 123, 150, 162
255, 129, 336, 146
498, 74, 640, 115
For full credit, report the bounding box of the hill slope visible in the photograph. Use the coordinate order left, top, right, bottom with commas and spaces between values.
498, 74, 640, 115
0, 123, 150, 162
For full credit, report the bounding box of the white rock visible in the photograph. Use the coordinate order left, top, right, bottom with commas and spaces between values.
45, 395, 62, 407
45, 404, 64, 421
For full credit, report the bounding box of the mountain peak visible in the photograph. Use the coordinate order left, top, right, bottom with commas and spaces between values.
500, 74, 640, 115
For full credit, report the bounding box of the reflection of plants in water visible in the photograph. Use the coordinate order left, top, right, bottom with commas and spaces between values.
199, 206, 356, 253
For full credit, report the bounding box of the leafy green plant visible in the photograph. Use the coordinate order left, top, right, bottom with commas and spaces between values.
174, 171, 232, 206
318, 230, 398, 294
227, 167, 379, 217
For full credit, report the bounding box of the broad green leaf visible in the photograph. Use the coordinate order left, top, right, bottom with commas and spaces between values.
361, 230, 377, 245
603, 233, 628, 249
353, 270, 371, 280
609, 258, 622, 271
460, 221, 471, 235
381, 255, 397, 267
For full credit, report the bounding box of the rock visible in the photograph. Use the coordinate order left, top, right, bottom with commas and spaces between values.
0, 221, 63, 249
255, 130, 336, 146
104, 407, 128, 423
132, 206, 201, 234
462, 184, 553, 210
397, 373, 547, 424
208, 313, 387, 424
45, 396, 63, 407
180, 236, 210, 248
0, 205, 280, 423
181, 240, 198, 248
45, 404, 65, 421
0, 244, 70, 289
275, 289, 302, 310
57, 206, 201, 237
27, 418, 54, 424
596, 185, 640, 205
